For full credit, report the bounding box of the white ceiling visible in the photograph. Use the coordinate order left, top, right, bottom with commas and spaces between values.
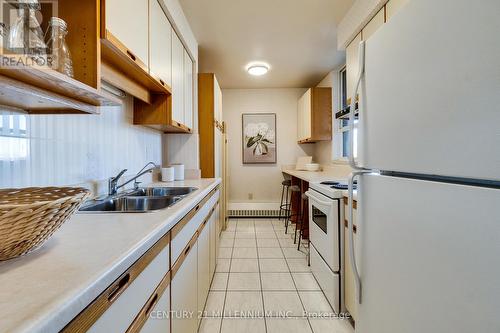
179, 0, 354, 89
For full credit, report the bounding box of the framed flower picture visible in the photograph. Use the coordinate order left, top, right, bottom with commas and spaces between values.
242, 113, 277, 164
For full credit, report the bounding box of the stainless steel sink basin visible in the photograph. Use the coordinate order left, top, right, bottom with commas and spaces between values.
131, 187, 197, 197
79, 196, 181, 213
78, 187, 197, 213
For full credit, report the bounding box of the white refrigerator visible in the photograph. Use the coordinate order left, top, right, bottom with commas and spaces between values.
346, 0, 500, 332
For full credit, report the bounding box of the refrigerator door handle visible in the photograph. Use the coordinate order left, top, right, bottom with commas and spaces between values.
349, 41, 368, 171
348, 170, 371, 304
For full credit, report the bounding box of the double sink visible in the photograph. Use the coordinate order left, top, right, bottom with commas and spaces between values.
79, 187, 197, 213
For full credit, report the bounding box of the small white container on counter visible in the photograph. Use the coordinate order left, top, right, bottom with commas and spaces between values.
161, 167, 175, 182
172, 164, 185, 181
305, 163, 320, 171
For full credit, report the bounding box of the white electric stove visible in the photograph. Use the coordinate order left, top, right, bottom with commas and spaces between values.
306, 180, 355, 314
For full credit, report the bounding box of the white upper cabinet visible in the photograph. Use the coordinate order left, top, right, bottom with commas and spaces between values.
362, 7, 385, 40
172, 32, 185, 125
297, 90, 313, 142
105, 0, 195, 133
346, 32, 362, 102
150, 0, 172, 87
184, 49, 194, 130
386, 0, 409, 21
105, 0, 149, 68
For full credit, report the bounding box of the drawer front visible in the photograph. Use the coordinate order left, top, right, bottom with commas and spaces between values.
171, 190, 219, 264
139, 285, 170, 333
87, 246, 169, 333
310, 244, 340, 314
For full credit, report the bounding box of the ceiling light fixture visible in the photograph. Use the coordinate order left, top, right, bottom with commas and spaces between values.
247, 64, 269, 76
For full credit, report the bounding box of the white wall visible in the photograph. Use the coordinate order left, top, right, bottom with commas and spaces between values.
0, 96, 162, 194
223, 88, 315, 206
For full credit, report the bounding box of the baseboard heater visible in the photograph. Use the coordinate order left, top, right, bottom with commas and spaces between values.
228, 209, 280, 218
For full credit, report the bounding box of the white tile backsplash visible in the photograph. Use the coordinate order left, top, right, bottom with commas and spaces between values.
0, 95, 162, 192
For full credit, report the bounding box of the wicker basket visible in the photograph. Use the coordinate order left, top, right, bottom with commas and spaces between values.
0, 187, 91, 261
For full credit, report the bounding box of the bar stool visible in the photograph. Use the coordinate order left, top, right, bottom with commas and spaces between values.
285, 185, 301, 235
278, 179, 292, 222
296, 193, 309, 251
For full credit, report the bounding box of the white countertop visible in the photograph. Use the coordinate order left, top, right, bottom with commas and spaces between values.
283, 169, 359, 200
282, 169, 341, 183
0, 178, 221, 333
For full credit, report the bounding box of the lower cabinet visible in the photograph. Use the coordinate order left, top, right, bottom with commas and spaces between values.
62, 187, 221, 333
62, 233, 171, 333
197, 216, 211, 322
171, 234, 199, 333
208, 209, 216, 278
139, 284, 170, 333
344, 198, 359, 322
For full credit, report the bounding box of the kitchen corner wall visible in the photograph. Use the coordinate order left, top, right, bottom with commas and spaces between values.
223, 88, 315, 207
0, 96, 162, 193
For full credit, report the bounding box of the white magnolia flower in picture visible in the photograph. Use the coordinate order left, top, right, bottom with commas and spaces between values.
242, 113, 277, 164
244, 123, 259, 138
244, 122, 274, 156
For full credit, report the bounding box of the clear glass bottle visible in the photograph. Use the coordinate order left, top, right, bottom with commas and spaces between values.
8, 0, 47, 59
45, 17, 73, 77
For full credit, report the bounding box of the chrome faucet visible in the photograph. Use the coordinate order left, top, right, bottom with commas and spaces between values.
108, 162, 158, 196
108, 169, 127, 196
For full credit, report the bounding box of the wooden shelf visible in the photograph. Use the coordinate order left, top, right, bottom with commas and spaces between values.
0, 74, 100, 114
0, 0, 121, 114
0, 64, 121, 114
133, 93, 192, 133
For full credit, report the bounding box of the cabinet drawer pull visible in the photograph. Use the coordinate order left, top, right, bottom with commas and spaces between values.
184, 245, 191, 256
144, 293, 159, 317
159, 79, 165, 86
126, 50, 137, 62
195, 204, 200, 211
107, 273, 130, 302
176, 122, 181, 127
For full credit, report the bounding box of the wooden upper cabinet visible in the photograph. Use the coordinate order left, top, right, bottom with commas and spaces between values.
386, 0, 409, 21
199, 73, 223, 178
0, 0, 120, 114
184, 49, 194, 130
171, 32, 185, 126
150, 0, 172, 88
297, 88, 332, 143
104, 0, 149, 69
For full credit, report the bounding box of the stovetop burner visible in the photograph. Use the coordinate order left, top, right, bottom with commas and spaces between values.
320, 181, 340, 186
331, 183, 357, 190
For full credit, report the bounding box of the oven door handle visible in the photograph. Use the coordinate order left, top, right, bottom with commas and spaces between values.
305, 191, 333, 206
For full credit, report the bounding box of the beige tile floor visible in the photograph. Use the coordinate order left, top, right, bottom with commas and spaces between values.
199, 218, 354, 333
